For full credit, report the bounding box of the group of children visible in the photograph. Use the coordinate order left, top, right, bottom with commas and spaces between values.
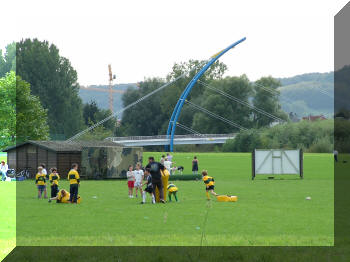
34, 158, 220, 205
126, 163, 179, 204
126, 162, 218, 203
35, 163, 81, 204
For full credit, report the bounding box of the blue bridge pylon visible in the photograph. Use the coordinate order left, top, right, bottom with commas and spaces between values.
165, 37, 247, 152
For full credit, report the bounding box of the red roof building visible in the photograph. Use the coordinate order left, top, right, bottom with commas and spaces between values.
302, 115, 327, 121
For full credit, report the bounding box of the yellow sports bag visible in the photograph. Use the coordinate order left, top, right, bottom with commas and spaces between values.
216, 195, 238, 202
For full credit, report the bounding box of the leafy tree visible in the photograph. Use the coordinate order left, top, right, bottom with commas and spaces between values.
77, 125, 114, 141
83, 100, 116, 132
119, 60, 228, 136
0, 42, 16, 78
222, 129, 261, 152
83, 101, 100, 126
16, 38, 84, 139
191, 75, 253, 134
223, 119, 334, 153
335, 119, 350, 152
160, 60, 228, 133
252, 76, 287, 128
0, 72, 16, 148
119, 78, 167, 136
0, 72, 49, 149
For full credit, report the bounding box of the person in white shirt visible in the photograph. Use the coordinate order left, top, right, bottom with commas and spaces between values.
160, 155, 165, 165
1, 161, 8, 181
166, 153, 173, 162
133, 163, 144, 198
40, 163, 47, 178
127, 165, 135, 198
163, 158, 173, 174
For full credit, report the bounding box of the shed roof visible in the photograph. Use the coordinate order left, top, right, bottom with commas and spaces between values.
2, 140, 123, 152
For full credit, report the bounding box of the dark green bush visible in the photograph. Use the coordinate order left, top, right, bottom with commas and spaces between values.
168, 174, 202, 181
308, 137, 333, 153
223, 119, 334, 153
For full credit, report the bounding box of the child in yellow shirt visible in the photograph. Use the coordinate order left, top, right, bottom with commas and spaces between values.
49, 167, 60, 198
35, 166, 47, 199
67, 163, 80, 204
167, 183, 178, 202
202, 170, 218, 200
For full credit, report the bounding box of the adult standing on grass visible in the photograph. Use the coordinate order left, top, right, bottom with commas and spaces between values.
0, 161, 8, 181
146, 156, 166, 203
166, 153, 173, 162
334, 150, 338, 162
68, 163, 80, 204
192, 156, 199, 175
163, 157, 173, 174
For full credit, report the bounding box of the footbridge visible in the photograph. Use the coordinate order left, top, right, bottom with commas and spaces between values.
105, 134, 236, 147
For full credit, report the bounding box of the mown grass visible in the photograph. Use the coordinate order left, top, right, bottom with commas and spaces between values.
13, 152, 333, 247
0, 182, 16, 261
0, 152, 6, 163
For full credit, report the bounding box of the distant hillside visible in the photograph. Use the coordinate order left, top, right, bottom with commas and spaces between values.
79, 72, 334, 119
278, 72, 333, 86
277, 72, 334, 118
79, 84, 138, 117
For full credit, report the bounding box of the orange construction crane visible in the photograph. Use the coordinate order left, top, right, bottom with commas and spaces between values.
108, 64, 116, 113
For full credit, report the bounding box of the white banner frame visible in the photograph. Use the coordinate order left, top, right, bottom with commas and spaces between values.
252, 149, 303, 180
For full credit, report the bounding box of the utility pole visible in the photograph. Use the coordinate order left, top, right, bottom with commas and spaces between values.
108, 64, 116, 113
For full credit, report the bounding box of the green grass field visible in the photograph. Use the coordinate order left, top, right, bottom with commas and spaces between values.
0, 182, 16, 261
0, 152, 6, 163
0, 153, 16, 261
11, 152, 333, 247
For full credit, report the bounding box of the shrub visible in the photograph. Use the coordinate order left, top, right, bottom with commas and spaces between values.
308, 137, 333, 153
223, 119, 334, 153
169, 174, 202, 181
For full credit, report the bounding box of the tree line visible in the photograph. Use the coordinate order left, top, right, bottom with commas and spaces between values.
1, 38, 293, 151
223, 119, 334, 153
0, 39, 115, 149
118, 61, 288, 137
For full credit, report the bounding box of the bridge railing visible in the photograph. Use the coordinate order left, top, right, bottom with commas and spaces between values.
105, 133, 236, 142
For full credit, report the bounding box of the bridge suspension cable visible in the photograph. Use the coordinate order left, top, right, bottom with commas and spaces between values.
176, 122, 204, 136
66, 66, 203, 142
198, 80, 285, 123
184, 100, 248, 131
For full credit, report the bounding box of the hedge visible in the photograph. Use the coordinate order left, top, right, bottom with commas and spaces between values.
168, 174, 202, 181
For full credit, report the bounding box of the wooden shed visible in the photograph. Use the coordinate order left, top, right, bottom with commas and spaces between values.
3, 141, 143, 179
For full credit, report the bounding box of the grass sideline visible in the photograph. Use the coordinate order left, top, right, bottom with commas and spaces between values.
0, 152, 6, 163
0, 182, 15, 261
11, 152, 333, 247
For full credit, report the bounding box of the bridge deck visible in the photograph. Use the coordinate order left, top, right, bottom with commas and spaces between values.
105, 134, 236, 146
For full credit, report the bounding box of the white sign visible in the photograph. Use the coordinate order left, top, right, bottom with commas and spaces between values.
253, 149, 303, 179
